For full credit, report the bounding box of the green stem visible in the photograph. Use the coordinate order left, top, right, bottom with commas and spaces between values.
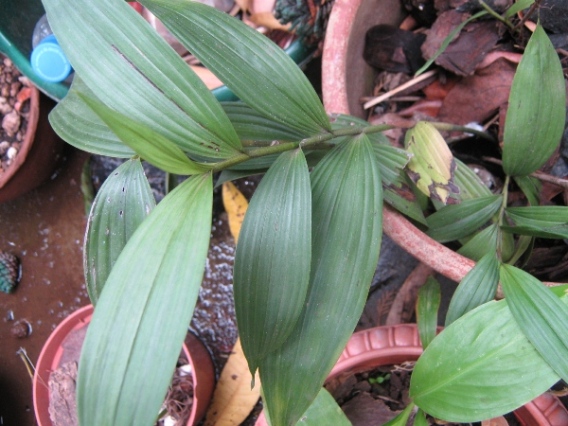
478, 0, 515, 30
210, 124, 394, 172
495, 175, 510, 261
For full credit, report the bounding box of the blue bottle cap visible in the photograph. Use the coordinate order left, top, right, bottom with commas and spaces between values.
31, 34, 72, 83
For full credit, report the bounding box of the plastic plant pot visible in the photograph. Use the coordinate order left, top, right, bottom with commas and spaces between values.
33, 305, 215, 426
0, 84, 64, 203
255, 325, 568, 425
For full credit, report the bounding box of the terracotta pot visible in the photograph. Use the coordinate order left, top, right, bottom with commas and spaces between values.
0, 86, 64, 203
256, 325, 568, 425
321, 0, 567, 286
33, 305, 215, 426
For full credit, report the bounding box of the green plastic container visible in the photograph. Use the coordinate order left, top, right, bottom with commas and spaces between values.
0, 0, 312, 102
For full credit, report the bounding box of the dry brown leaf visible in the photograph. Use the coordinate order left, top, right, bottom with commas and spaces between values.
249, 12, 291, 31
206, 183, 260, 425
204, 338, 261, 426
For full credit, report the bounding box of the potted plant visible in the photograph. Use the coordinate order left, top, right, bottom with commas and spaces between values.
33, 305, 215, 426
255, 324, 568, 425
0, 55, 64, 203
39, 0, 568, 424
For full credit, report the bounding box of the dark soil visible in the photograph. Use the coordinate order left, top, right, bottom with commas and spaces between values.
0, 54, 32, 175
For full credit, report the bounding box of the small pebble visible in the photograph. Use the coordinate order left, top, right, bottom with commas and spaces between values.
10, 319, 32, 338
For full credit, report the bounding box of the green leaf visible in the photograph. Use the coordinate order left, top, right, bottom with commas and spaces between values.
141, 0, 331, 136
406, 122, 458, 204
504, 0, 535, 18
410, 297, 561, 421
417, 277, 441, 349
44, 0, 242, 160
457, 223, 498, 261
413, 409, 429, 426
49, 76, 134, 158
79, 93, 210, 175
513, 176, 541, 206
84, 159, 156, 305
453, 159, 492, 201
383, 403, 414, 426
234, 149, 311, 374
502, 23, 566, 176
445, 252, 499, 326
264, 388, 350, 426
500, 264, 568, 383
258, 134, 383, 426
502, 206, 568, 239
223, 102, 307, 142
426, 195, 502, 243
77, 173, 213, 426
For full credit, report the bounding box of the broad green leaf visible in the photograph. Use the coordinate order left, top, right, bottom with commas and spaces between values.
44, 0, 242, 159
426, 195, 502, 243
383, 183, 428, 226
264, 388, 350, 426
453, 159, 492, 201
77, 173, 213, 426
49, 76, 134, 158
223, 102, 307, 142
503, 206, 568, 239
234, 149, 312, 374
513, 176, 541, 206
383, 403, 414, 426
410, 297, 562, 421
84, 159, 155, 305
500, 264, 568, 383
141, 0, 331, 136
502, 24, 566, 176
79, 94, 210, 175
406, 122, 458, 204
417, 277, 441, 349
457, 223, 498, 261
259, 134, 383, 426
413, 409, 429, 426
373, 143, 412, 188
445, 252, 499, 326
504, 0, 535, 18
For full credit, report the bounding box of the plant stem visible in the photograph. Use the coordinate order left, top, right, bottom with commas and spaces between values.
496, 175, 510, 261
210, 124, 394, 172
478, 0, 515, 30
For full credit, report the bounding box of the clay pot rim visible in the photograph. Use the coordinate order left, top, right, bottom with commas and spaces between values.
0, 85, 40, 189
32, 304, 214, 426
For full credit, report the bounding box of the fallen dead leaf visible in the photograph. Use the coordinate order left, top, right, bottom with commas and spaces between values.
437, 58, 516, 125
222, 181, 249, 244
205, 182, 261, 426
204, 339, 261, 426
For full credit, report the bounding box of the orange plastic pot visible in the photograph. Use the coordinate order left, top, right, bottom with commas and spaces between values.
0, 85, 64, 203
33, 305, 215, 426
256, 325, 568, 425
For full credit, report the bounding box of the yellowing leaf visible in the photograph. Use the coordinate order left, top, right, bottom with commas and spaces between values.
405, 122, 457, 204
204, 338, 261, 426
222, 181, 249, 244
